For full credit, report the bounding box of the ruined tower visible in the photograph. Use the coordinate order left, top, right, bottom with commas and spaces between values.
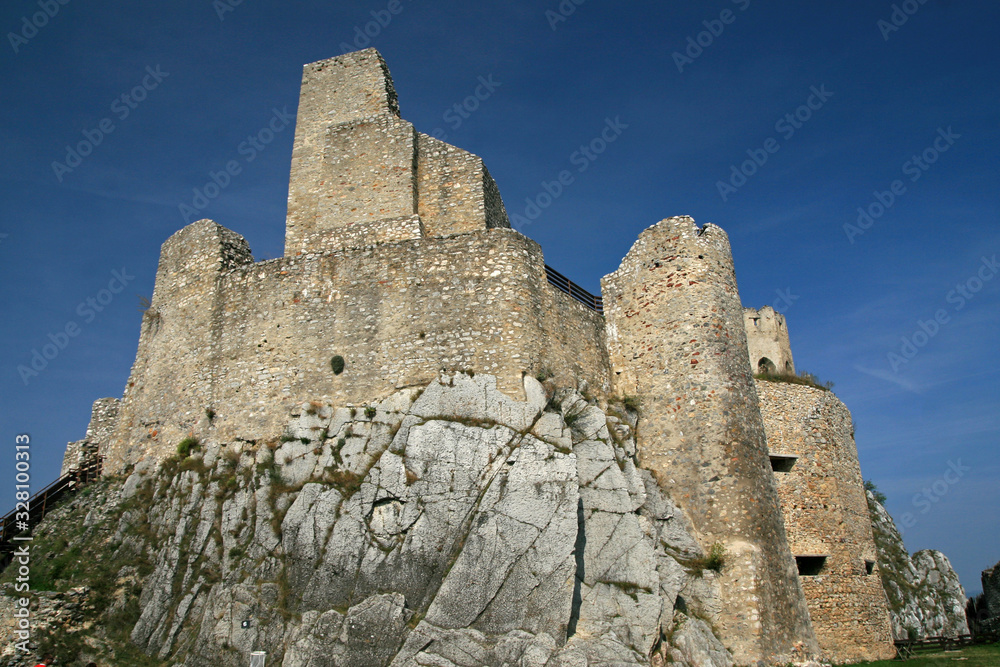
757, 378, 896, 662
285, 48, 510, 255
744, 305, 795, 375
602, 217, 817, 664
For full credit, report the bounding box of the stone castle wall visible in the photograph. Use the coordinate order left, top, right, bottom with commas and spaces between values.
756, 379, 896, 662
602, 216, 816, 664
981, 562, 1000, 631
61, 397, 120, 476
104, 221, 609, 473
744, 306, 795, 375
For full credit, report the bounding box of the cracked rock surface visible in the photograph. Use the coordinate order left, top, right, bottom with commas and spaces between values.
0, 373, 733, 667
867, 490, 969, 639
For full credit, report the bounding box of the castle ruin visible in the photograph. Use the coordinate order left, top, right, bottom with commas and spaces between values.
66, 48, 896, 664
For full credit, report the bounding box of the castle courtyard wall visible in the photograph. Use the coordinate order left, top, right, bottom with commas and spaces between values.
756, 379, 896, 662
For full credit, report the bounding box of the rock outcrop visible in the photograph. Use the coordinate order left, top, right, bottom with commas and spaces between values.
1, 374, 745, 667
867, 490, 969, 639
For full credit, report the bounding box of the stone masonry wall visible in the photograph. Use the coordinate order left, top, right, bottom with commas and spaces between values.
756, 379, 895, 662
284, 49, 510, 257
285, 49, 402, 250
61, 397, 121, 476
103, 222, 609, 473
984, 562, 1000, 626
601, 216, 817, 665
417, 133, 511, 236
744, 306, 795, 375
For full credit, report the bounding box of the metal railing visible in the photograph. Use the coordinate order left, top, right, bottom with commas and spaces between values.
545, 265, 603, 314
0, 457, 103, 571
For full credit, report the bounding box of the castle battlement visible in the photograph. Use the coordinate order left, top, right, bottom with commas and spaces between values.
71, 49, 898, 665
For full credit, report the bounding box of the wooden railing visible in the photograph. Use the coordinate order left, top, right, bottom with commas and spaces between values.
545, 265, 603, 314
0, 457, 103, 571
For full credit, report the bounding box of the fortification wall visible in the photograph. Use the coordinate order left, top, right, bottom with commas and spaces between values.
981, 562, 1000, 629
756, 379, 895, 662
61, 397, 120, 475
104, 221, 609, 473
744, 306, 795, 375
416, 133, 510, 236
601, 216, 817, 665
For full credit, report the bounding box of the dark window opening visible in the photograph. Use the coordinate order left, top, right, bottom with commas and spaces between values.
758, 357, 776, 374
796, 555, 827, 576
865, 560, 876, 575
769, 455, 797, 473
785, 361, 793, 373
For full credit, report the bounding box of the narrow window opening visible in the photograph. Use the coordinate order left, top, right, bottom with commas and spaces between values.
796, 555, 827, 576
865, 560, 876, 575
769, 455, 797, 473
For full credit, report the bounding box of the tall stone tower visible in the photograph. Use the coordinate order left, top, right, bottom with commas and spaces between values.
285, 48, 510, 256
602, 216, 817, 664
744, 305, 795, 375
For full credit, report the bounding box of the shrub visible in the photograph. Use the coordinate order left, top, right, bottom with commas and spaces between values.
865, 480, 887, 505
330, 355, 345, 375
703, 542, 726, 572
328, 469, 363, 498
536, 367, 555, 382
686, 542, 726, 575
365, 407, 377, 419
205, 407, 216, 421
621, 394, 642, 413
177, 437, 199, 458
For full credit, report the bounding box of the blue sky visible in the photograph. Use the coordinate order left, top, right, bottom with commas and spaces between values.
1, 1, 997, 595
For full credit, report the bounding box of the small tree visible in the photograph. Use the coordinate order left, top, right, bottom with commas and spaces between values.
864, 480, 887, 505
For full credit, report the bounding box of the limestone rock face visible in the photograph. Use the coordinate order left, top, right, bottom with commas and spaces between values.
3, 374, 736, 667
867, 490, 969, 639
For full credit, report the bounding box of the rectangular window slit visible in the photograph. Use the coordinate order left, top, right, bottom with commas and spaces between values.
770, 455, 797, 473
796, 555, 827, 576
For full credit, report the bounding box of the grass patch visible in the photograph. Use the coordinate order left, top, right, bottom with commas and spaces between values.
681, 542, 726, 575
176, 437, 199, 458
0, 478, 164, 665
754, 370, 834, 391
621, 394, 642, 413
326, 469, 364, 498
850, 643, 1000, 666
